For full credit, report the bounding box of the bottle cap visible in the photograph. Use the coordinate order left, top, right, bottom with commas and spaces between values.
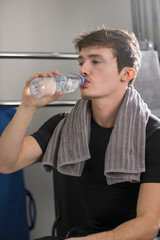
79, 75, 85, 85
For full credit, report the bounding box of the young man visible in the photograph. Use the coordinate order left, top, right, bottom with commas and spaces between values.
0, 28, 160, 240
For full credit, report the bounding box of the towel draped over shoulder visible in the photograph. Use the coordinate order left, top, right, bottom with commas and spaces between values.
42, 86, 151, 185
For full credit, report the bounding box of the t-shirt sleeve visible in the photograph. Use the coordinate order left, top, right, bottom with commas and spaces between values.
141, 115, 160, 183
31, 112, 67, 154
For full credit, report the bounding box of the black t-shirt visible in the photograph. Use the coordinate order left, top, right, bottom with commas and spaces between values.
32, 113, 160, 234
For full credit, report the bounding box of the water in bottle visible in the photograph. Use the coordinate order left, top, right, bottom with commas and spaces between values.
29, 73, 85, 99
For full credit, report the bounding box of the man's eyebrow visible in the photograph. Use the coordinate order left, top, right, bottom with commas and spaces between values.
78, 55, 83, 60
78, 54, 103, 60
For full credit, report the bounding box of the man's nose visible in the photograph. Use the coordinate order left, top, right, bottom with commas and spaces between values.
80, 62, 90, 76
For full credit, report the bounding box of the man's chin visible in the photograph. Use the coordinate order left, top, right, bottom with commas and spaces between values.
80, 94, 91, 100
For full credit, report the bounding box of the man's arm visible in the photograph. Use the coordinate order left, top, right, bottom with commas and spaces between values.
0, 71, 62, 174
68, 183, 160, 240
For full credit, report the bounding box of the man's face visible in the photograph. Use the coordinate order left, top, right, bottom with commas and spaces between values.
78, 46, 125, 100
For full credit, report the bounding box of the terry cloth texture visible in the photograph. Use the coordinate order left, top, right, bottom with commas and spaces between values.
42, 86, 151, 185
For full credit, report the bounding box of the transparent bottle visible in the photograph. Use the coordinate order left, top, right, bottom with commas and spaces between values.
29, 73, 85, 99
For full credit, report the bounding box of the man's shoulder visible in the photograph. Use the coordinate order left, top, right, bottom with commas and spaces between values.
146, 114, 160, 139
47, 112, 68, 125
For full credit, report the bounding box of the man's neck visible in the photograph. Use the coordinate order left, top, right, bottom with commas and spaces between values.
91, 91, 126, 128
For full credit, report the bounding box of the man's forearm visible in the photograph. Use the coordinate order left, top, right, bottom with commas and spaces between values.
69, 216, 159, 240
0, 103, 37, 173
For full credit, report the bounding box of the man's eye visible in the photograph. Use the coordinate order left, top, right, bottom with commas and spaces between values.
79, 62, 83, 66
93, 60, 101, 64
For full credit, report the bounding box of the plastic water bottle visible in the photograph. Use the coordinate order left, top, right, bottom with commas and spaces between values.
29, 73, 85, 99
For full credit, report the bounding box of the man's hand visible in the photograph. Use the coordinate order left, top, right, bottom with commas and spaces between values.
22, 71, 62, 110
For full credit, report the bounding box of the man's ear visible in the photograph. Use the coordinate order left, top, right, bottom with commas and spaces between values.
120, 67, 136, 82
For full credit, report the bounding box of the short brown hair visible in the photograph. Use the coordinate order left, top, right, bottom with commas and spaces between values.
73, 28, 141, 85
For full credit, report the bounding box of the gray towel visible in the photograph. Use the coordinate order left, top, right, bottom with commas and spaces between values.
42, 86, 151, 185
